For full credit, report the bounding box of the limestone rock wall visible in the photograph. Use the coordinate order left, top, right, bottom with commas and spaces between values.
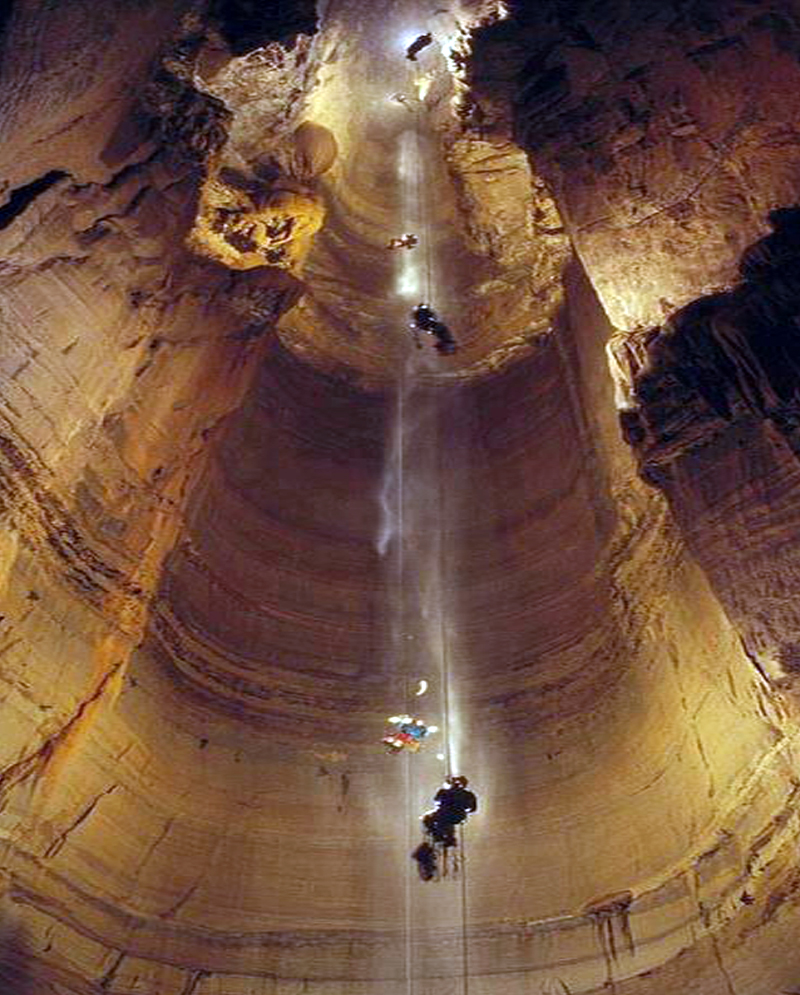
439, 260, 800, 991
469, 0, 800, 331
475, 0, 800, 693
0, 3, 317, 990
611, 211, 800, 680
152, 343, 388, 734
455, 1, 800, 987
0, 0, 193, 191
0, 148, 307, 995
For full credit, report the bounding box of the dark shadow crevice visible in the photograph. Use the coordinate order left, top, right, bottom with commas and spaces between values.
0, 171, 68, 230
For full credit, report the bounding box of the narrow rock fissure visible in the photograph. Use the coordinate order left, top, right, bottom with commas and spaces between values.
0, 171, 68, 229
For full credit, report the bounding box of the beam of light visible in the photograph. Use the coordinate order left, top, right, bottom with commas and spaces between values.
397, 29, 428, 54
442, 689, 462, 775
395, 259, 422, 298
394, 129, 422, 299
394, 126, 414, 179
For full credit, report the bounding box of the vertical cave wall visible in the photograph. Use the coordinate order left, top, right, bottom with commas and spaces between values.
424, 256, 798, 992
618, 214, 800, 686
466, 0, 800, 682
458, 1, 800, 989
152, 343, 389, 727
0, 3, 316, 991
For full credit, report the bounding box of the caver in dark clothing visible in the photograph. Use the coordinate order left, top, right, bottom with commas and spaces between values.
412, 841, 438, 880
421, 776, 477, 847
410, 304, 458, 355
406, 33, 433, 60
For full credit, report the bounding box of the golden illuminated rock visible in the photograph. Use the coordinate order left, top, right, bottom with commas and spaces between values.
284, 121, 338, 180
187, 163, 326, 272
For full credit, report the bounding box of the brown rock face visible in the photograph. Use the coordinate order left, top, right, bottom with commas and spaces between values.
2, 1, 800, 994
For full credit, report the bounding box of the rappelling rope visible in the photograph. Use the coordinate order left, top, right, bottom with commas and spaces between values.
459, 824, 470, 995
413, 79, 434, 304
404, 746, 415, 995
421, 127, 434, 305
397, 363, 415, 995
394, 72, 423, 995
438, 588, 453, 780
436, 392, 469, 995
410, 62, 452, 777
397, 366, 406, 655
400, 53, 469, 995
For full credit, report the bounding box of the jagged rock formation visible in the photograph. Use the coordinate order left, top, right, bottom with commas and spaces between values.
187, 164, 326, 271
187, 120, 335, 272
614, 207, 800, 697
1, 1, 800, 994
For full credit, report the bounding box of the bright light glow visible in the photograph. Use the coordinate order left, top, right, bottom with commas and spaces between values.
415, 679, 428, 696
395, 127, 422, 298
397, 29, 427, 54
414, 74, 433, 101
436, 753, 445, 761
389, 93, 416, 124
395, 260, 422, 298
429, 725, 439, 734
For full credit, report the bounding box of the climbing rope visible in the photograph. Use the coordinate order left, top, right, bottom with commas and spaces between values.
408, 62, 454, 778
460, 824, 470, 995
438, 580, 453, 780
393, 55, 469, 995
404, 745, 415, 995
396, 364, 414, 995
413, 85, 435, 304
438, 408, 469, 995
